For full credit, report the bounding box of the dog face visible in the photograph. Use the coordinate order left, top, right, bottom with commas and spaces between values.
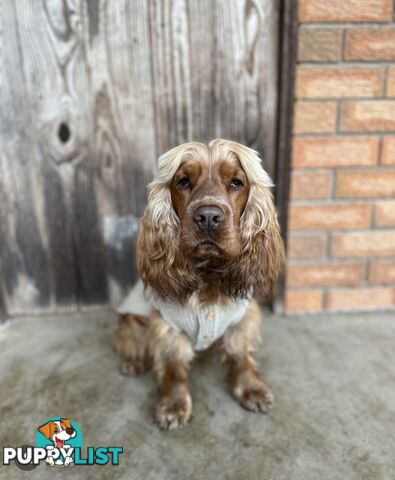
170, 148, 250, 260
38, 419, 76, 448
137, 139, 284, 301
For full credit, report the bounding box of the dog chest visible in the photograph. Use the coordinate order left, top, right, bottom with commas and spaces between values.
118, 280, 250, 350
154, 298, 249, 350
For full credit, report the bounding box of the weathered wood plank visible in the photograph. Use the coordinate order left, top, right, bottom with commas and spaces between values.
0, 0, 158, 312
87, 0, 157, 305
17, 0, 109, 309
0, 0, 52, 314
0, 292, 7, 324
149, 0, 193, 152
150, 0, 279, 178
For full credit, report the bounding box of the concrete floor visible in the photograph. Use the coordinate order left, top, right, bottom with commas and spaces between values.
0, 311, 394, 480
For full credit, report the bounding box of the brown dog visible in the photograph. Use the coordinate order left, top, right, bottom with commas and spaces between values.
114, 139, 284, 429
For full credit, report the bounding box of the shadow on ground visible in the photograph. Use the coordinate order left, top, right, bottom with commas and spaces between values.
0, 310, 394, 480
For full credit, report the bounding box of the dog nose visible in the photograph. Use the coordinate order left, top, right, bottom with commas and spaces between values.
193, 206, 224, 231
66, 428, 74, 435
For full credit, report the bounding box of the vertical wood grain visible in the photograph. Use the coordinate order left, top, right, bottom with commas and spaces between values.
0, 0, 279, 314
150, 0, 279, 178
0, 0, 52, 314
91, 0, 157, 303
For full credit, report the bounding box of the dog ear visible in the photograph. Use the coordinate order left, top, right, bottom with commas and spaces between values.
136, 145, 203, 301
240, 183, 284, 299
221, 142, 284, 300
137, 203, 197, 301
60, 418, 71, 429
38, 421, 52, 439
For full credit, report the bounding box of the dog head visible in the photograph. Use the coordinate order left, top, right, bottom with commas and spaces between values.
38, 419, 76, 448
137, 139, 284, 302
169, 141, 251, 260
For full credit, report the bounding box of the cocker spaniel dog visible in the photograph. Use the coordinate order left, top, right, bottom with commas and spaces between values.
114, 139, 284, 430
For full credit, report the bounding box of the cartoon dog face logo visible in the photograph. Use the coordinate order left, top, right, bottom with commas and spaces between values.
38, 418, 76, 448
38, 419, 76, 466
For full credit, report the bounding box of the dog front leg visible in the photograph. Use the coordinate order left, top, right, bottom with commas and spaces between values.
149, 311, 194, 430
222, 299, 274, 413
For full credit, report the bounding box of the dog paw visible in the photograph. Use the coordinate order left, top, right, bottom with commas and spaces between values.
234, 384, 274, 413
120, 359, 148, 376
155, 395, 192, 430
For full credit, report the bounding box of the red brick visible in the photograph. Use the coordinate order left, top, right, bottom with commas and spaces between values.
381, 137, 395, 165
298, 28, 342, 62
289, 204, 371, 231
296, 66, 384, 99
287, 263, 365, 287
290, 171, 332, 200
285, 290, 323, 313
345, 28, 395, 61
287, 234, 327, 260
299, 0, 393, 23
293, 137, 379, 168
387, 67, 395, 97
328, 287, 394, 311
333, 231, 395, 257
340, 102, 395, 133
294, 102, 337, 134
336, 171, 395, 198
369, 260, 395, 284
376, 201, 395, 227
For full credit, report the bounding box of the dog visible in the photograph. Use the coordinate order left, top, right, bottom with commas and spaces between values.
38, 418, 76, 466
114, 139, 284, 430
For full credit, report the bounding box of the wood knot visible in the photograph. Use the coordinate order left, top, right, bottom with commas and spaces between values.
58, 122, 71, 144
41, 107, 87, 165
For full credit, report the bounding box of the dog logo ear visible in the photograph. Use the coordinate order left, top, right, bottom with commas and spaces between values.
38, 421, 52, 439
60, 418, 72, 429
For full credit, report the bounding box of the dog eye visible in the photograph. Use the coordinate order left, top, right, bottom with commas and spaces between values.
230, 179, 244, 189
176, 177, 191, 189
54, 428, 58, 433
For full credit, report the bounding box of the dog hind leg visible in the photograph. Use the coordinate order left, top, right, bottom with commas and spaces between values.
113, 314, 152, 376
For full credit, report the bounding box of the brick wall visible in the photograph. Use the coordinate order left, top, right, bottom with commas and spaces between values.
285, 0, 395, 313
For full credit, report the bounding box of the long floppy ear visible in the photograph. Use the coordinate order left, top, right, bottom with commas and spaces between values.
211, 140, 284, 299
38, 421, 52, 439
137, 198, 195, 301
136, 143, 205, 301
240, 182, 285, 299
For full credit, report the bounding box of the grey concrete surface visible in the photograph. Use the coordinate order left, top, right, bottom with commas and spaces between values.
0, 310, 394, 480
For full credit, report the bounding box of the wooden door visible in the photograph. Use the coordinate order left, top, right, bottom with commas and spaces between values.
0, 0, 279, 315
